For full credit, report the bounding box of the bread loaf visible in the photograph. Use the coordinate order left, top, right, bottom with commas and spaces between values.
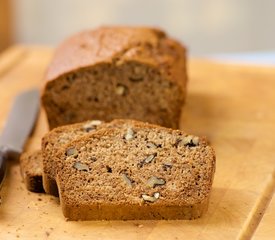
42, 26, 187, 129
54, 119, 215, 220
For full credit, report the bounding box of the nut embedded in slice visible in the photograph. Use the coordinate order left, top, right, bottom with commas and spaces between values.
162, 163, 173, 171
181, 135, 199, 147
115, 84, 127, 95
128, 66, 145, 82
192, 136, 199, 145
146, 142, 157, 149
153, 192, 160, 199
121, 173, 133, 187
82, 120, 103, 132
66, 147, 78, 157
124, 128, 135, 140
144, 153, 157, 164
142, 192, 160, 203
73, 162, 89, 171
146, 176, 166, 188
138, 153, 157, 168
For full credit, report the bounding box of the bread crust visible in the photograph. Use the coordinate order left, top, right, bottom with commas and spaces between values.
60, 196, 209, 221
45, 26, 187, 90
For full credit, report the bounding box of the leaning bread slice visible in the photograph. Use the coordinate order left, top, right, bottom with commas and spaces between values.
42, 120, 104, 196
20, 150, 44, 193
55, 119, 216, 220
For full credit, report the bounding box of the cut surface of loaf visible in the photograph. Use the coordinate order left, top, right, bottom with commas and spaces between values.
55, 119, 215, 220
20, 150, 44, 193
42, 26, 187, 129
42, 120, 104, 196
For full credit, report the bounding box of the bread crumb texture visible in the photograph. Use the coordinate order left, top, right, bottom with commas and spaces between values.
55, 119, 215, 220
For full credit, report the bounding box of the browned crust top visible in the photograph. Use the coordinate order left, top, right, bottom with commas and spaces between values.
45, 26, 187, 88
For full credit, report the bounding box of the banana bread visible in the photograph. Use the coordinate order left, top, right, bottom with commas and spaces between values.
54, 120, 215, 220
42, 120, 104, 196
42, 26, 187, 129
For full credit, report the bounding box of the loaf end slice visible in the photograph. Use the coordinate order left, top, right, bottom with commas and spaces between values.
20, 150, 44, 193
41, 120, 104, 196
55, 120, 215, 220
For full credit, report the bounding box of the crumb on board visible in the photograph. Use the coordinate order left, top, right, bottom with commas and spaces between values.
133, 223, 144, 228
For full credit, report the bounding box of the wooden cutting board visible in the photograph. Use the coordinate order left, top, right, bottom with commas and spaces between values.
253, 194, 275, 239
0, 46, 274, 240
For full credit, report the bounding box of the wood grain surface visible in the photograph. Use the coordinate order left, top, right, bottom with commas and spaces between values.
253, 175, 275, 240
0, 47, 274, 240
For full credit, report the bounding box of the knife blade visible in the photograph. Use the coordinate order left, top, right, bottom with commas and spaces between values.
0, 88, 39, 188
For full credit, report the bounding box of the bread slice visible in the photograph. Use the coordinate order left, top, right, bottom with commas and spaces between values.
42, 120, 104, 196
42, 26, 187, 129
54, 119, 215, 220
20, 150, 44, 193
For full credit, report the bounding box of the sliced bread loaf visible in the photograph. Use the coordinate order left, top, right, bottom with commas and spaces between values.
20, 150, 44, 193
42, 120, 104, 196
42, 26, 187, 129
54, 119, 215, 220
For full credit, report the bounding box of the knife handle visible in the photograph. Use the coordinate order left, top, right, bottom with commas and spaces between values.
0, 146, 8, 189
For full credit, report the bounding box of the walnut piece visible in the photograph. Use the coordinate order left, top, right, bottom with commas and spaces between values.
147, 176, 166, 188
124, 128, 135, 140
142, 192, 160, 202
66, 147, 78, 157
73, 162, 89, 171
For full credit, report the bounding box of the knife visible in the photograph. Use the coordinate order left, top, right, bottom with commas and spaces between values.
0, 89, 39, 189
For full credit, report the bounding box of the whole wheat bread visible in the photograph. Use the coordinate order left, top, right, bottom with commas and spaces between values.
54, 119, 215, 220
42, 26, 187, 129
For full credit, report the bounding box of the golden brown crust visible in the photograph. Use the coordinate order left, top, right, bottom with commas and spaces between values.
60, 196, 209, 220
45, 26, 187, 90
